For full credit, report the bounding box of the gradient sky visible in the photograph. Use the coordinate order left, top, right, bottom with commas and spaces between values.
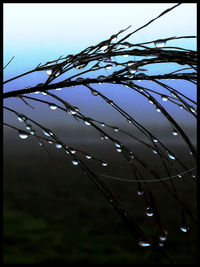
3, 3, 197, 129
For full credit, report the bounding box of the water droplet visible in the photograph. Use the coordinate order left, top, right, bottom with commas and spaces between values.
172, 129, 178, 136
114, 127, 119, 132
116, 148, 122, 152
180, 225, 189, 233
55, 88, 62, 91
106, 64, 112, 69
18, 130, 29, 139
156, 107, 161, 112
107, 100, 114, 106
114, 142, 121, 148
104, 136, 109, 140
123, 42, 130, 48
153, 138, 158, 143
100, 45, 108, 51
101, 123, 105, 127
179, 104, 184, 109
85, 120, 91, 126
75, 63, 87, 70
49, 104, 57, 110
48, 141, 53, 144
137, 80, 141, 82
85, 155, 92, 159
154, 40, 166, 48
72, 159, 79, 166
152, 149, 158, 154
55, 70, 60, 77
65, 149, 70, 154
97, 75, 106, 81
190, 106, 196, 113
42, 92, 47, 95
171, 92, 177, 97
91, 90, 98, 96
102, 162, 108, 167
148, 99, 154, 104
168, 153, 176, 160
76, 77, 84, 82
70, 149, 76, 154
129, 67, 137, 74
43, 129, 51, 136
34, 91, 39, 94
68, 108, 78, 115
161, 95, 169, 101
30, 130, 35, 135
177, 174, 182, 179
137, 190, 144, 196
127, 119, 132, 124
123, 54, 129, 57
46, 69, 52, 75
159, 236, 167, 242
158, 243, 164, 247
17, 114, 26, 122
139, 241, 151, 247
25, 125, 32, 130
146, 207, 154, 217
55, 143, 62, 149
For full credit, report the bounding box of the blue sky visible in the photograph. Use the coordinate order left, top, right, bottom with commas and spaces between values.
3, 3, 197, 128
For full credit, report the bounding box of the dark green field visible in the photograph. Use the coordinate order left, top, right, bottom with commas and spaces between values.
3, 130, 197, 264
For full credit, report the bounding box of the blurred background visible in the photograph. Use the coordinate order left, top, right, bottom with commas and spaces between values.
3, 3, 197, 264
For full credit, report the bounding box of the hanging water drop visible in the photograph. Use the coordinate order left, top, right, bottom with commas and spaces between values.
116, 148, 122, 153
172, 129, 178, 136
102, 162, 108, 167
17, 114, 26, 122
43, 129, 51, 136
70, 149, 76, 154
152, 149, 158, 154
42, 92, 47, 95
139, 241, 151, 247
18, 130, 29, 139
30, 130, 35, 135
168, 153, 176, 160
146, 207, 154, 217
106, 64, 112, 69
97, 75, 106, 81
154, 40, 166, 48
148, 99, 154, 104
156, 107, 161, 112
153, 138, 158, 143
46, 69, 52, 75
177, 174, 182, 179
55, 143, 62, 149
114, 142, 121, 148
72, 159, 79, 166
127, 119, 132, 124
101, 123, 105, 127
137, 190, 144, 196
107, 100, 114, 106
180, 225, 189, 233
85, 120, 91, 126
114, 127, 119, 132
91, 90, 98, 96
85, 155, 92, 159
179, 104, 184, 109
55, 88, 62, 91
161, 95, 169, 101
100, 44, 108, 51
123, 54, 129, 57
26, 124, 32, 130
49, 104, 57, 110
158, 243, 164, 247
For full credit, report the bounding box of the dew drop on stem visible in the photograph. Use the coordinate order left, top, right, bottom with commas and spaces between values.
180, 225, 189, 233
49, 104, 57, 110
161, 95, 169, 101
146, 207, 154, 217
